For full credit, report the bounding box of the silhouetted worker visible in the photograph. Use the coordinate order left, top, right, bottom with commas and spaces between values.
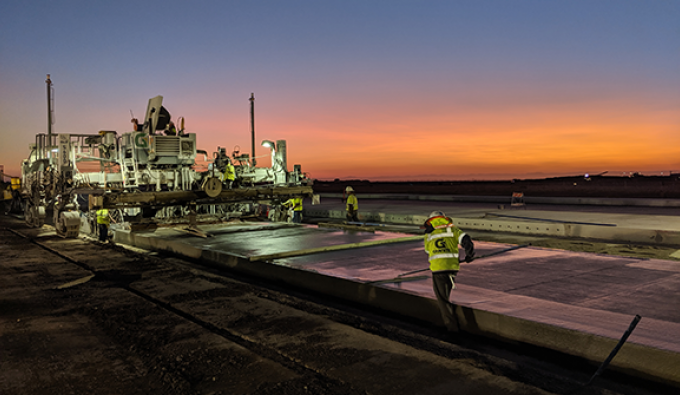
423, 211, 475, 332
345, 186, 359, 222
134, 106, 172, 135
214, 148, 230, 172
155, 106, 171, 133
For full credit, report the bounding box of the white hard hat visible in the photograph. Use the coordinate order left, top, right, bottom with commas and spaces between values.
429, 210, 445, 219
345, 186, 354, 192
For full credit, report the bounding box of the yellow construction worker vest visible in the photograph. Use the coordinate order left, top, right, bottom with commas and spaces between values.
96, 209, 110, 225
424, 217, 466, 272
285, 197, 303, 211
222, 164, 235, 181
346, 194, 358, 211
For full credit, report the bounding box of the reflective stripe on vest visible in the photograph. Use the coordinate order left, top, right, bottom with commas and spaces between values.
426, 229, 466, 243
426, 227, 453, 242
429, 252, 459, 261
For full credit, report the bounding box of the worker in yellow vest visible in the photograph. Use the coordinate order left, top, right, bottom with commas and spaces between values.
282, 196, 303, 223
96, 207, 110, 242
221, 158, 236, 189
345, 186, 359, 223
423, 211, 475, 332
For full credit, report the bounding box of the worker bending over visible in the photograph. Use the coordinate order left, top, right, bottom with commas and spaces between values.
282, 196, 303, 223
423, 211, 475, 332
345, 186, 359, 222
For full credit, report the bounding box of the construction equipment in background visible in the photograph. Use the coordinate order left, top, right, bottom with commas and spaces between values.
2, 184, 12, 211
510, 192, 526, 208
19, 76, 314, 238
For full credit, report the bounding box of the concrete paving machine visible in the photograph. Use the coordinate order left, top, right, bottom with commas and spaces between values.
20, 83, 313, 238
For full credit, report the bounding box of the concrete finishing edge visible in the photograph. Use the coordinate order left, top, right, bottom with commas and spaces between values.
317, 193, 680, 207
304, 208, 680, 246
113, 229, 680, 388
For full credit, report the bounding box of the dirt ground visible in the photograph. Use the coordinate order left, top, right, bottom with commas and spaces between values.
1, 214, 675, 395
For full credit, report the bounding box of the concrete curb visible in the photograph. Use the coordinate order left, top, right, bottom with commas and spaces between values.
317, 193, 680, 207
114, 229, 680, 388
304, 208, 680, 246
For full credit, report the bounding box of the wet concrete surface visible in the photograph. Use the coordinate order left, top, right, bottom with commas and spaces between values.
165, 222, 407, 258
141, 223, 680, 325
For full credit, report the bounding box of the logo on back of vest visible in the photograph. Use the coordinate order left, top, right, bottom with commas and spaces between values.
435, 239, 447, 249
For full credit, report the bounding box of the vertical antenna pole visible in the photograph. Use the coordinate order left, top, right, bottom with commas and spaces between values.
250, 93, 256, 167
46, 74, 52, 151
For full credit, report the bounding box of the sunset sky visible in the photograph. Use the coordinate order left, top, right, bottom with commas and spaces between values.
1, 1, 679, 181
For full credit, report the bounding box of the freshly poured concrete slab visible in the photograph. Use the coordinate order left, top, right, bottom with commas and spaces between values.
124, 223, 680, 326
275, 241, 680, 324
260, 234, 680, 381
275, 240, 512, 281
153, 223, 410, 258
132, 223, 680, 325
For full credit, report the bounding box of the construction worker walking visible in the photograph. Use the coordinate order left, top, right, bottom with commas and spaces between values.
282, 196, 303, 223
345, 186, 359, 222
423, 211, 475, 332
96, 207, 110, 242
